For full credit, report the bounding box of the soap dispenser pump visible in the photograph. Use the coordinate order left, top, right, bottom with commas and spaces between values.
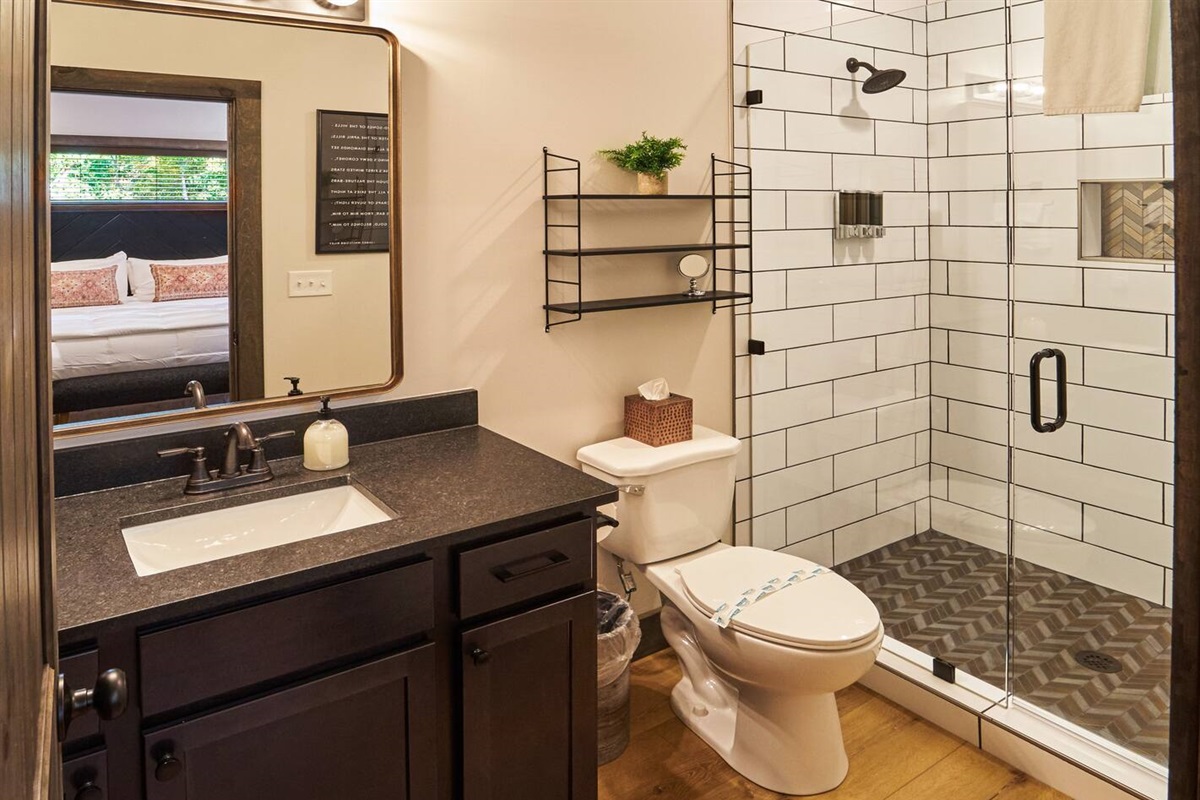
303, 396, 349, 471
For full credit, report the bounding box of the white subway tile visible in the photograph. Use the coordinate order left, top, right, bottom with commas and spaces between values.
945, 0, 1005, 17
931, 462, 949, 499
1008, 0, 1043, 40
947, 118, 1008, 156
752, 509, 787, 552
1014, 189, 1078, 227
878, 466, 929, 511
928, 123, 949, 157
882, 192, 930, 227
734, 26, 788, 68
753, 305, 834, 351
1084, 348, 1174, 399
931, 327, 950, 361
749, 68, 833, 114
1084, 505, 1173, 567
787, 338, 876, 386
784, 33, 869, 79
753, 190, 788, 230
877, 260, 930, 297
756, 228, 835, 269
1013, 450, 1163, 521
751, 270, 788, 312
932, 362, 1009, 407
948, 331, 1009, 372
753, 457, 834, 515
785, 111, 875, 154
834, 297, 916, 339
876, 121, 929, 157
787, 483, 877, 542
751, 149, 834, 191
1014, 486, 1083, 539
748, 108, 787, 150
946, 44, 1006, 87
1012, 227, 1081, 267
752, 431, 787, 474
878, 397, 930, 440
929, 154, 1008, 191
1009, 38, 1043, 79
785, 190, 836, 229
832, 79, 916, 123
834, 227, 917, 265
931, 498, 1007, 552
782, 533, 835, 566
947, 260, 1007, 299
1014, 418, 1082, 462
1013, 302, 1167, 355
947, 191, 1007, 226
878, 329, 931, 369
1013, 265, 1082, 305
786, 264, 876, 307
833, 13, 916, 52
834, 366, 917, 415
928, 86, 1008, 124
946, 399, 1008, 444
933, 431, 1008, 480
751, 349, 787, 393
1011, 113, 1082, 152
946, 470, 1007, 517
931, 294, 1009, 335
1013, 146, 1165, 189
835, 435, 918, 490
1084, 269, 1175, 314
786, 409, 877, 464
931, 226, 1009, 262
735, 2, 831, 34
1085, 427, 1173, 483
927, 8, 1006, 54
834, 505, 917, 563
833, 154, 916, 191
1084, 103, 1174, 149
1012, 524, 1163, 604
1013, 376, 1166, 438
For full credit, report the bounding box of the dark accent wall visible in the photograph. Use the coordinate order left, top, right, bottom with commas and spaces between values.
54, 390, 478, 497
50, 206, 228, 262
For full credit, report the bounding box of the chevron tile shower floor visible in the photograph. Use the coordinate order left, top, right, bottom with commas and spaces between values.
835, 530, 1172, 766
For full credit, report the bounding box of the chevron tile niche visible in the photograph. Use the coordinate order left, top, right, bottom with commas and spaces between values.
836, 530, 1171, 766
1099, 181, 1175, 261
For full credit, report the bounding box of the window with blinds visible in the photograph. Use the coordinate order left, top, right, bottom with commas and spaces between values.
48, 153, 229, 202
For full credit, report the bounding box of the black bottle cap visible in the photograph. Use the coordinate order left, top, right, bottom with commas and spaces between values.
285, 376, 303, 396
318, 396, 333, 420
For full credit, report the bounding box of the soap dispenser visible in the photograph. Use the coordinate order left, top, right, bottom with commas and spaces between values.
303, 396, 349, 471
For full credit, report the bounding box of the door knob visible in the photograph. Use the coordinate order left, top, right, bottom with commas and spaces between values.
57, 668, 128, 742
470, 647, 491, 665
155, 753, 184, 782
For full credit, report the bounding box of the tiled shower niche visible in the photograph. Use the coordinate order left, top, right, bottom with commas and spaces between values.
1082, 180, 1176, 262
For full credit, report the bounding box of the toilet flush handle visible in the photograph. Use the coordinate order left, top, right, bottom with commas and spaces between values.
616, 484, 645, 496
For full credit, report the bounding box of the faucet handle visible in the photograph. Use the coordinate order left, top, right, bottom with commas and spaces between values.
254, 430, 296, 446
157, 446, 212, 489
246, 430, 296, 475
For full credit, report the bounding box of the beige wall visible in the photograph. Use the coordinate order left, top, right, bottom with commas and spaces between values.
57, 0, 734, 472
50, 3, 393, 397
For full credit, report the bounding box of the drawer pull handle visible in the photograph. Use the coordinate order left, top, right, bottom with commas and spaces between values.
74, 782, 103, 800
155, 753, 183, 783
470, 647, 491, 665
491, 550, 570, 583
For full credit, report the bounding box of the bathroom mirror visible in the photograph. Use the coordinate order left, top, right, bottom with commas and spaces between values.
677, 253, 710, 297
46, 0, 401, 436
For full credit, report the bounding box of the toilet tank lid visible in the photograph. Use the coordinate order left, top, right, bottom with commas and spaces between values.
577, 425, 741, 478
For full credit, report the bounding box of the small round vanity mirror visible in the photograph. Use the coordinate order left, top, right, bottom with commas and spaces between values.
677, 254, 710, 297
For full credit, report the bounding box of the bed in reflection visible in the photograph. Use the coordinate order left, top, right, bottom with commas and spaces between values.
50, 204, 231, 422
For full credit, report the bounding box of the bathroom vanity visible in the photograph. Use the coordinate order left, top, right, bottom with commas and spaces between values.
55, 410, 615, 800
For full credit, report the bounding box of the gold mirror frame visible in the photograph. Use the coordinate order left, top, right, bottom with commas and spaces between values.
48, 0, 402, 439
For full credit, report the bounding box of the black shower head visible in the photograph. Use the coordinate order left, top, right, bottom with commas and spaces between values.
846, 57, 907, 94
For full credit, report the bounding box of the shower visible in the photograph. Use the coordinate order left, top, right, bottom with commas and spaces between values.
845, 57, 906, 93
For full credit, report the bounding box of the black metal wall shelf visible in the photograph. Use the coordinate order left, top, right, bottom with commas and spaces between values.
541, 147, 753, 331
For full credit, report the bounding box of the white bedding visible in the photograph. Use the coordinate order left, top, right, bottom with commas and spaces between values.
51, 297, 229, 382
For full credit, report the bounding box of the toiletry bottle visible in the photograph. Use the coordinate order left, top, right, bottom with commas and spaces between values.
303, 396, 349, 471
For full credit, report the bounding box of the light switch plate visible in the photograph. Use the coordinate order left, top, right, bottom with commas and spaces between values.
288, 270, 333, 297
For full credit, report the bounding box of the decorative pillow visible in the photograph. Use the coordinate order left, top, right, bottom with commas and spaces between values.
52, 251, 130, 302
129, 255, 227, 300
151, 263, 229, 301
50, 265, 122, 309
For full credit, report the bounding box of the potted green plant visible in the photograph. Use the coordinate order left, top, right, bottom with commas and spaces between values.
598, 132, 687, 195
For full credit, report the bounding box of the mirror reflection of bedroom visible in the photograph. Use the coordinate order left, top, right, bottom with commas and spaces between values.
47, 0, 396, 432
49, 90, 233, 424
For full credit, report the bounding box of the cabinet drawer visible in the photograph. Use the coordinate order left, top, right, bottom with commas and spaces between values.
458, 519, 593, 619
63, 750, 107, 800
60, 650, 100, 745
139, 560, 433, 717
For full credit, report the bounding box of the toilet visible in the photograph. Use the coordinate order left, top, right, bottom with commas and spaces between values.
578, 425, 883, 796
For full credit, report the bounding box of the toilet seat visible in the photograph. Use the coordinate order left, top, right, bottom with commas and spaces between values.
677, 547, 881, 651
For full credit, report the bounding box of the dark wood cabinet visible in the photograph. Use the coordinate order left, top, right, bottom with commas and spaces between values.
461, 592, 597, 800
63, 750, 108, 800
142, 646, 436, 800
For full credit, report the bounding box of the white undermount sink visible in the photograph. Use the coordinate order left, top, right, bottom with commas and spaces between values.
121, 483, 394, 577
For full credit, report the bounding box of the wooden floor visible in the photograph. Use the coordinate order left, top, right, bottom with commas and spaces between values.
599, 651, 1071, 800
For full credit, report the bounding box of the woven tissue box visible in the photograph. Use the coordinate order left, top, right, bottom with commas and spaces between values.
624, 393, 693, 447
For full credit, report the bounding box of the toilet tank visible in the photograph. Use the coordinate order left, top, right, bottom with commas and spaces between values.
577, 425, 741, 565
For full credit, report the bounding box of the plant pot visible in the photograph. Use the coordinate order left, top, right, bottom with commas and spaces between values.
636, 173, 668, 195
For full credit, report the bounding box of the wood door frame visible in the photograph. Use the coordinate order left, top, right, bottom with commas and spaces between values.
1172, 0, 1200, 797
50, 65, 265, 401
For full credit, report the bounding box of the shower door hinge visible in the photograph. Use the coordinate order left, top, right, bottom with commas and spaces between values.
932, 657, 956, 684
748, 339, 766, 356
745, 89, 763, 106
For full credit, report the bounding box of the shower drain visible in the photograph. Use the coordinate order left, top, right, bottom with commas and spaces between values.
1074, 650, 1122, 674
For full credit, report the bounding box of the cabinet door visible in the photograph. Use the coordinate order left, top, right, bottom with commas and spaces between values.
462, 592, 596, 800
63, 751, 107, 800
143, 646, 435, 800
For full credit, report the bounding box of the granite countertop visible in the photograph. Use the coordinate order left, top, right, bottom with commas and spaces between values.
56, 425, 617, 643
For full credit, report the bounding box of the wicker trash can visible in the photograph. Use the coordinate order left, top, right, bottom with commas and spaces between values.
597, 591, 641, 766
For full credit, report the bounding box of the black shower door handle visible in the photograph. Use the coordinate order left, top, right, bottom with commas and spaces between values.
1029, 348, 1068, 433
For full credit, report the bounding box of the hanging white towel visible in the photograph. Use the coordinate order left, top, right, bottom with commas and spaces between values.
1043, 0, 1154, 115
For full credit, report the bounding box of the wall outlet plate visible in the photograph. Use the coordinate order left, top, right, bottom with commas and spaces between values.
289, 270, 333, 297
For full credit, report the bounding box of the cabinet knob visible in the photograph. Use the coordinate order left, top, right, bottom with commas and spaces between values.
470, 647, 490, 665
155, 753, 183, 783
74, 782, 103, 800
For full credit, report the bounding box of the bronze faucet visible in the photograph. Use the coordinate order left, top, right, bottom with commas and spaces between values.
158, 422, 295, 495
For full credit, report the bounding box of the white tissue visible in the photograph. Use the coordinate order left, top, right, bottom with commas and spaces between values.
638, 378, 670, 401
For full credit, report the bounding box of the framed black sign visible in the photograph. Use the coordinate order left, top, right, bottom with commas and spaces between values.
316, 109, 389, 254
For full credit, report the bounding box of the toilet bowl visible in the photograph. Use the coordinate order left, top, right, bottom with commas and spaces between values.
578, 426, 883, 796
